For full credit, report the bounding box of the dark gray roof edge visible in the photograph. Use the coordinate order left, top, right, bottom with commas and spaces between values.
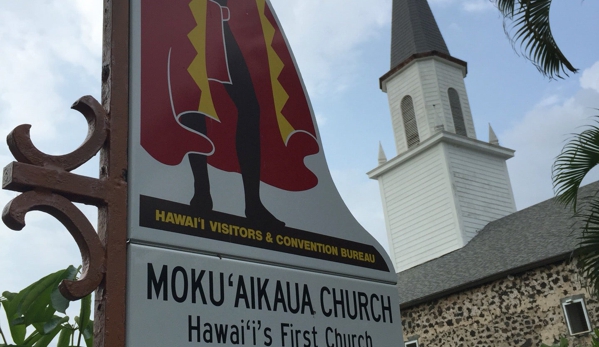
399, 252, 574, 309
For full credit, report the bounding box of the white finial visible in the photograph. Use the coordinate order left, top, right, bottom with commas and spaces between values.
378, 142, 388, 165
489, 124, 499, 145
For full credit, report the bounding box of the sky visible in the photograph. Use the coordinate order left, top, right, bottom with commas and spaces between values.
0, 0, 598, 328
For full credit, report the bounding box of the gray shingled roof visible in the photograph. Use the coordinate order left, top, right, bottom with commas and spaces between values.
397, 181, 599, 308
390, 0, 450, 68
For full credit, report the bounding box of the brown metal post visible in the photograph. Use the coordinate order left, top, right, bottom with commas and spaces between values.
95, 0, 130, 346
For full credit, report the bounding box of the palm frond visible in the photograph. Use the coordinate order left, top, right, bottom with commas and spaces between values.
553, 117, 599, 297
495, 0, 517, 16
493, 0, 578, 79
553, 118, 599, 211
574, 197, 599, 298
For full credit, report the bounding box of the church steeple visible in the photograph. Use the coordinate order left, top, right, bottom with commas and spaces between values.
390, 0, 449, 68
369, 0, 516, 272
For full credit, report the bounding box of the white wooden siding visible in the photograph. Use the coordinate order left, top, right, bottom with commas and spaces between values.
446, 144, 516, 242
379, 145, 463, 272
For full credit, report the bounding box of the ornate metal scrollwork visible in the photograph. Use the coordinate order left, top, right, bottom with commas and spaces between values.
2, 95, 108, 300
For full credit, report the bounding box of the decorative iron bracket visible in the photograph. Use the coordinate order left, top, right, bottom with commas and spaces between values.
2, 96, 108, 300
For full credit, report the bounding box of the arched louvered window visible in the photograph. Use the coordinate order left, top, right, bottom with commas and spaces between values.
448, 88, 467, 136
401, 96, 419, 148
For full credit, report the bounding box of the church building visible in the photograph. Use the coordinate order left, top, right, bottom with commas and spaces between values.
367, 0, 599, 345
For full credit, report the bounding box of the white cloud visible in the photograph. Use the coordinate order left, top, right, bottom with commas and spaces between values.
580, 61, 599, 93
269, 0, 390, 98
0, 0, 102, 154
501, 63, 599, 210
73, 0, 104, 61
0, 10, 64, 141
429, 0, 457, 7
462, 0, 495, 12
536, 94, 562, 108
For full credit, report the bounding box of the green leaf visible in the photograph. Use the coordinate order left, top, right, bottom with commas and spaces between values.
23, 294, 55, 326
78, 294, 91, 333
31, 320, 64, 347
16, 271, 64, 318
22, 266, 78, 326
2, 267, 77, 344
592, 328, 599, 347
10, 318, 24, 326
49, 290, 69, 315
56, 327, 73, 347
83, 319, 93, 347
1, 294, 25, 345
3, 287, 33, 344
1, 292, 16, 302
22, 330, 42, 346
50, 266, 78, 314
41, 316, 69, 335
6, 325, 25, 346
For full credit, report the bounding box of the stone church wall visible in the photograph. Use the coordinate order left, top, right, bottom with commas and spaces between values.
401, 259, 599, 346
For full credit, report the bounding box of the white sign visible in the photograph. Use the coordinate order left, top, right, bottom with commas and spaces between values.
127, 0, 395, 282
126, 244, 403, 346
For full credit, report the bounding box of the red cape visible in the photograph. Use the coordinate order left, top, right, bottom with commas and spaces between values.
140, 0, 319, 191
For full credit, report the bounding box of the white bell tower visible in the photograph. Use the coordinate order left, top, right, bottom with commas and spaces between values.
368, 0, 517, 272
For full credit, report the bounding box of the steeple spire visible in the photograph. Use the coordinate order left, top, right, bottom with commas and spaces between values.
390, 0, 450, 68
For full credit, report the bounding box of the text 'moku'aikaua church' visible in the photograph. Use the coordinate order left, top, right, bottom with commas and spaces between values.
368, 0, 599, 345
